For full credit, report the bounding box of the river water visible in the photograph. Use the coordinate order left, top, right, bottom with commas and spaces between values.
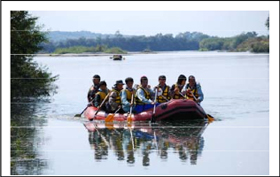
11, 51, 269, 175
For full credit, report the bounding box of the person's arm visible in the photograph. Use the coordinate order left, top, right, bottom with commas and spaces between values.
181, 85, 188, 95
108, 92, 119, 111
166, 85, 171, 99
121, 90, 130, 107
196, 83, 204, 103
136, 89, 153, 104
87, 86, 93, 102
170, 84, 176, 98
149, 88, 156, 102
94, 94, 100, 107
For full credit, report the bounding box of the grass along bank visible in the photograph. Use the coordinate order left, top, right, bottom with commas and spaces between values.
52, 45, 127, 55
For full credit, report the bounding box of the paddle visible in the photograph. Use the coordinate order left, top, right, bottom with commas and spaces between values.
179, 92, 187, 99
127, 94, 134, 123
153, 130, 158, 151
94, 122, 110, 147
105, 106, 121, 122
74, 91, 110, 118
91, 91, 111, 120
74, 105, 90, 117
160, 94, 170, 102
189, 91, 215, 122
126, 94, 135, 150
151, 89, 158, 123
129, 125, 135, 151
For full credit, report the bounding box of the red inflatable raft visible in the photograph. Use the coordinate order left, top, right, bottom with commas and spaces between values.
84, 99, 207, 122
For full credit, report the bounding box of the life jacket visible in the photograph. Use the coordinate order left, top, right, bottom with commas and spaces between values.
125, 88, 135, 103
88, 84, 99, 101
96, 89, 109, 104
157, 84, 171, 103
135, 86, 151, 105
172, 84, 185, 99
185, 83, 199, 100
111, 88, 122, 104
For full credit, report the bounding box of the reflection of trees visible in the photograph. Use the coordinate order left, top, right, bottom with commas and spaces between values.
11, 100, 49, 175
86, 120, 208, 166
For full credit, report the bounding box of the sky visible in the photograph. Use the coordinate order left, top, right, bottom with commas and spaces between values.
29, 11, 269, 37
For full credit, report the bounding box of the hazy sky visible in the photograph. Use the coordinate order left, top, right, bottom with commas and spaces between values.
29, 11, 269, 37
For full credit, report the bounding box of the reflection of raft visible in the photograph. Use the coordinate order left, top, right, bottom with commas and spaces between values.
84, 120, 208, 165
84, 99, 207, 122
84, 119, 208, 141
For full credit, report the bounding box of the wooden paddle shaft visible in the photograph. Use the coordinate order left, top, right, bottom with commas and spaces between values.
190, 91, 198, 102
153, 89, 158, 114
129, 94, 134, 114
95, 91, 110, 116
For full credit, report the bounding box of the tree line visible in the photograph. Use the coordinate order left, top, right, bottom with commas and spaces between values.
40, 31, 210, 53
40, 30, 269, 54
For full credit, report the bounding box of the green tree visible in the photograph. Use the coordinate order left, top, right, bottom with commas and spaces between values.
11, 11, 58, 99
265, 17, 269, 30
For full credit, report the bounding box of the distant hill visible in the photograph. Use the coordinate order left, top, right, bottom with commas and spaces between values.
46, 31, 132, 42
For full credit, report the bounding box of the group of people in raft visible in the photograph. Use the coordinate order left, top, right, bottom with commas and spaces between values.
87, 74, 204, 114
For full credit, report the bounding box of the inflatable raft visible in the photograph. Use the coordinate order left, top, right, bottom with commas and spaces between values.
84, 99, 207, 122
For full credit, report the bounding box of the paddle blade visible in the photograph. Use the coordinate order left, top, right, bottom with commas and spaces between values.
74, 114, 82, 117
105, 121, 114, 130
207, 114, 215, 123
105, 114, 114, 122
127, 114, 133, 123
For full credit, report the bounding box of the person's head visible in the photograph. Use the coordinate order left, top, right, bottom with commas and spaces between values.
158, 75, 166, 85
114, 80, 124, 90
92, 74, 101, 85
177, 74, 186, 85
188, 75, 196, 87
125, 77, 134, 88
140, 76, 148, 88
98, 81, 107, 90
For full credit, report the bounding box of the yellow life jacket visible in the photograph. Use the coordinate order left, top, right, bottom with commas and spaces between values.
135, 86, 151, 105
96, 89, 109, 104
173, 84, 185, 99
111, 88, 122, 104
185, 83, 199, 100
125, 88, 135, 102
157, 85, 171, 103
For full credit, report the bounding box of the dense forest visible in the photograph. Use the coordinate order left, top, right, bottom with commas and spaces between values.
40, 30, 269, 54
39, 17, 269, 54
40, 31, 210, 53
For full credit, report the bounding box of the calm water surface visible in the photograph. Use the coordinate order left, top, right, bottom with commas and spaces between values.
11, 51, 269, 175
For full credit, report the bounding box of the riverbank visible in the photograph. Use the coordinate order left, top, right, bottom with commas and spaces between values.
35, 51, 158, 57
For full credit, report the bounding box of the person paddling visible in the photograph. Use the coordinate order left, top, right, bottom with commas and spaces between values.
171, 74, 187, 99
94, 81, 110, 111
121, 77, 136, 113
183, 75, 204, 104
87, 74, 101, 103
153, 75, 171, 103
134, 76, 159, 113
106, 80, 125, 113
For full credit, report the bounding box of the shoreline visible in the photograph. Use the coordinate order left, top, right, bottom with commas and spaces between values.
34, 50, 268, 57
34, 51, 158, 57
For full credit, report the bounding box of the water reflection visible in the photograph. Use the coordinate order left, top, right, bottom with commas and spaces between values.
11, 99, 49, 175
84, 120, 208, 166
